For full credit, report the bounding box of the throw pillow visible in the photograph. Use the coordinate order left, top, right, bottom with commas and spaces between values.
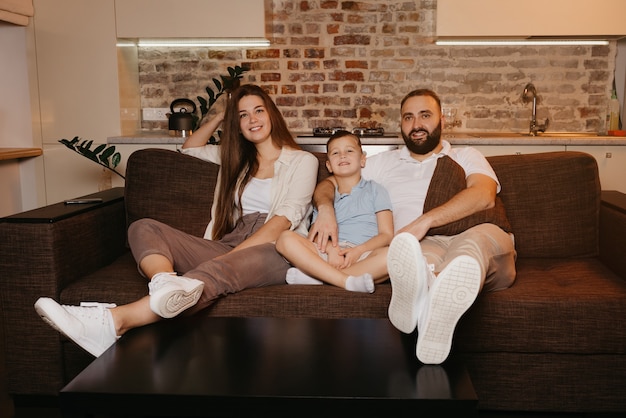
423, 155, 512, 236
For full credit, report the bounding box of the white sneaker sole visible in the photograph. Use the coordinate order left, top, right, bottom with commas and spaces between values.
34, 297, 105, 357
416, 255, 481, 364
387, 233, 427, 334
150, 279, 204, 319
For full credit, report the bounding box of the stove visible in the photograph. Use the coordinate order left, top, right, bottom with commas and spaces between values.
297, 126, 401, 155
298, 127, 398, 138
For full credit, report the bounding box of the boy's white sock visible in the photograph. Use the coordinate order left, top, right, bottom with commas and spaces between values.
286, 268, 323, 285
345, 273, 375, 293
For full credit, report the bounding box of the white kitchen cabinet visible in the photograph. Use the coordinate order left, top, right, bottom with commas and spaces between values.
32, 0, 123, 204
33, 0, 120, 143
437, 0, 626, 39
567, 145, 626, 193
471, 145, 566, 157
114, 0, 268, 39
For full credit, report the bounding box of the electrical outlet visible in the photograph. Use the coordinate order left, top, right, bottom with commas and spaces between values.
120, 108, 139, 121
142, 108, 170, 121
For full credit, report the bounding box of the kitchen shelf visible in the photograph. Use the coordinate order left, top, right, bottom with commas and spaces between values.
0, 147, 42, 161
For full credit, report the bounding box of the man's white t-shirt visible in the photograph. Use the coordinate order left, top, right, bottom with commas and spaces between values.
361, 140, 500, 232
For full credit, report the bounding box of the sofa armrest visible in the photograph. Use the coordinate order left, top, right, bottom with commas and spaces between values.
0, 187, 126, 394
600, 190, 626, 280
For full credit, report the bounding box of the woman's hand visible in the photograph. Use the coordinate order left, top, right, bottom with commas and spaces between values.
182, 111, 225, 149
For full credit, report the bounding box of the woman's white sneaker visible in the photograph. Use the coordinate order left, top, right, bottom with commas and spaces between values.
148, 273, 204, 318
34, 297, 118, 357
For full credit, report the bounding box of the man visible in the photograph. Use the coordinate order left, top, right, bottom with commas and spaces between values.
309, 88, 517, 364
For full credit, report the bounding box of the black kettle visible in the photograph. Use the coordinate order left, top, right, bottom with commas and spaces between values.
168, 98, 196, 136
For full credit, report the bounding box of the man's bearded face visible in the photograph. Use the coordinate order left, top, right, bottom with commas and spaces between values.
401, 121, 442, 155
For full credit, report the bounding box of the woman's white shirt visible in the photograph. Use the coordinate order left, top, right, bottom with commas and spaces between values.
181, 145, 318, 239
242, 177, 272, 215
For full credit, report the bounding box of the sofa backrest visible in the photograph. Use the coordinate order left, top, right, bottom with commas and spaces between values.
486, 151, 600, 258
125, 148, 600, 259
125, 148, 219, 237
315, 149, 601, 259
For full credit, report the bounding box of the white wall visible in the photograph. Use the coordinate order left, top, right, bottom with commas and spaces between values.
0, 21, 44, 217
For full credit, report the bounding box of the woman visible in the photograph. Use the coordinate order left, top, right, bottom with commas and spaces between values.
34, 84, 319, 357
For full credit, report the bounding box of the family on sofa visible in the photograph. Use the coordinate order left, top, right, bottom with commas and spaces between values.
36, 84, 516, 366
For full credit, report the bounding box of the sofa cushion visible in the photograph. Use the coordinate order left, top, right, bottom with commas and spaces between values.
455, 257, 626, 354
124, 148, 219, 238
423, 155, 513, 236
60, 251, 392, 320
487, 151, 600, 258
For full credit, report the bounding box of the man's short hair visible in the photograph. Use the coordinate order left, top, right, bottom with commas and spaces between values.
401, 88, 442, 111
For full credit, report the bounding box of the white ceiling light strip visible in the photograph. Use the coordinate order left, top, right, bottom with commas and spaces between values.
436, 39, 610, 46
117, 38, 271, 48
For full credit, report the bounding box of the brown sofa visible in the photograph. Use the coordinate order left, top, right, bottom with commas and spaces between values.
1, 148, 626, 414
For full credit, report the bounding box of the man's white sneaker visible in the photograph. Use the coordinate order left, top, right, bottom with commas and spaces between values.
34, 297, 118, 357
416, 255, 481, 364
387, 233, 432, 334
148, 273, 204, 319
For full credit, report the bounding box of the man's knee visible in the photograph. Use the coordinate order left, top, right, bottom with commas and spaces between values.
466, 223, 514, 249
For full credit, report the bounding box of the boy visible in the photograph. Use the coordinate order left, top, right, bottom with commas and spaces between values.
275, 130, 393, 293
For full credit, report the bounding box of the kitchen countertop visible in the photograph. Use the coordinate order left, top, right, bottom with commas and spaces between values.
108, 131, 185, 144
108, 131, 626, 146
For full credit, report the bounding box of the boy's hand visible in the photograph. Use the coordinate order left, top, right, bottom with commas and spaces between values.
338, 247, 364, 269
326, 250, 344, 269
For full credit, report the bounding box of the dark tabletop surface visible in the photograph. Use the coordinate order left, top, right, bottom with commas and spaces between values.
61, 316, 477, 417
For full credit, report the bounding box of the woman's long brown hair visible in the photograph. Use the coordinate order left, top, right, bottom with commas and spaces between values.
211, 84, 301, 240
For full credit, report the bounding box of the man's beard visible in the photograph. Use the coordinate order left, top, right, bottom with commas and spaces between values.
401, 122, 442, 155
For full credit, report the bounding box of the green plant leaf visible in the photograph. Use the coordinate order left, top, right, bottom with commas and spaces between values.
58, 137, 125, 179
213, 78, 222, 93
59, 139, 72, 150
197, 96, 208, 116
93, 143, 106, 155
99, 146, 115, 165
111, 152, 121, 168
79, 139, 93, 151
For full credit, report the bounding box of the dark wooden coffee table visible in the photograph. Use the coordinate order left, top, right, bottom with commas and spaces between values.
60, 316, 477, 417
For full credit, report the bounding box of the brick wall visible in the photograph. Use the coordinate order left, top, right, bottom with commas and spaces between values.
139, 0, 616, 134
